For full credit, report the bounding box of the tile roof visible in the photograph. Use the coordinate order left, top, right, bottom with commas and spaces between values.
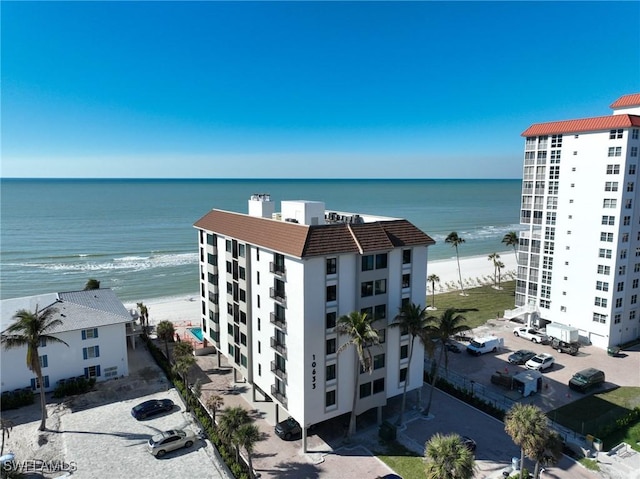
521, 114, 640, 137
610, 93, 640, 109
194, 210, 435, 258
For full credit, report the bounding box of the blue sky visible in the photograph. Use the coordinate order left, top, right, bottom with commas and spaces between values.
2, 1, 639, 179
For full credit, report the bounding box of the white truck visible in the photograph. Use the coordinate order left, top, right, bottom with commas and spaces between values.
545, 323, 579, 343
466, 335, 504, 356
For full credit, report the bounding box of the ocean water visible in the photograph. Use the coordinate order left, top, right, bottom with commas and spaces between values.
0, 178, 523, 302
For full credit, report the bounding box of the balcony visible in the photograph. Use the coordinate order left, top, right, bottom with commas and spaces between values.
270, 337, 287, 358
269, 262, 286, 278
271, 361, 288, 382
270, 312, 287, 332
270, 384, 287, 408
269, 287, 287, 307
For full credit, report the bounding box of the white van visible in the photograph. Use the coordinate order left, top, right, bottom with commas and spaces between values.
466, 335, 504, 356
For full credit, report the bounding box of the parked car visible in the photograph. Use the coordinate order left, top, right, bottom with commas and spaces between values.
466, 336, 504, 355
275, 416, 302, 440
525, 353, 555, 371
131, 399, 175, 420
513, 327, 548, 344
568, 368, 605, 393
461, 435, 477, 452
508, 349, 537, 365
147, 429, 196, 457
551, 338, 580, 355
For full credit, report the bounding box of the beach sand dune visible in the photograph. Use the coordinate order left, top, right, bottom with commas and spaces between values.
127, 251, 517, 326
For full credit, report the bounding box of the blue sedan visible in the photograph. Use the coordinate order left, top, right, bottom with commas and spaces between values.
131, 399, 175, 420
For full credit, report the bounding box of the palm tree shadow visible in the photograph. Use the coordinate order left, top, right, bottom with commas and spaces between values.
257, 460, 321, 479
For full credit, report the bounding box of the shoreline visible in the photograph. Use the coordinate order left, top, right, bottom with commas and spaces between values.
127, 252, 518, 326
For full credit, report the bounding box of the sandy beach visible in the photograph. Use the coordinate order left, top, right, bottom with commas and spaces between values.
126, 251, 517, 327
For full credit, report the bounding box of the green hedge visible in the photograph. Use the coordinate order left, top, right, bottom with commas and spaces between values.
0, 388, 35, 410
52, 377, 96, 398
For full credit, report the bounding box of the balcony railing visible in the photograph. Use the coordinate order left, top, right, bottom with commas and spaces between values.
269, 262, 286, 277
270, 312, 287, 332
270, 337, 287, 358
269, 287, 287, 307
271, 361, 288, 382
270, 384, 287, 408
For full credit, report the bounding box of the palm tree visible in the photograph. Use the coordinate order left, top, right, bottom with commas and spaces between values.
1, 305, 69, 431
502, 231, 519, 262
488, 252, 500, 287
83, 278, 100, 290
156, 320, 175, 359
496, 260, 505, 290
423, 308, 470, 416
424, 433, 476, 479
206, 394, 224, 425
505, 404, 550, 479
236, 423, 262, 478
390, 303, 432, 425
136, 302, 149, 326
445, 232, 466, 295
427, 274, 440, 308
219, 406, 252, 462
336, 311, 380, 438
1, 418, 14, 456
532, 430, 564, 479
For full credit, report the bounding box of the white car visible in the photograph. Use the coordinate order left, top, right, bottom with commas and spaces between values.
513, 327, 548, 344
525, 353, 555, 371
147, 429, 197, 457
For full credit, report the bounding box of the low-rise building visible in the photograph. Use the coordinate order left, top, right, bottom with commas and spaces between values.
1, 288, 134, 394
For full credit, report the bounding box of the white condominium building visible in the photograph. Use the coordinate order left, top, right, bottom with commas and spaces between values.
517, 93, 640, 349
194, 196, 434, 436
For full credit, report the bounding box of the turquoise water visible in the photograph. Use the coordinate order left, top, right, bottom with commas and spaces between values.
188, 327, 204, 342
0, 178, 523, 301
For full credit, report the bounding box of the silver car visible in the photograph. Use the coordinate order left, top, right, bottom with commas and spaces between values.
147, 429, 197, 457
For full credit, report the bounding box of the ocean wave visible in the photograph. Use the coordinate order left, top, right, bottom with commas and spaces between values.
430, 223, 525, 243
9, 252, 199, 273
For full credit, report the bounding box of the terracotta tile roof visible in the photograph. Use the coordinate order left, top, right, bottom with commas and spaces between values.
521, 114, 640, 137
610, 93, 640, 109
194, 210, 435, 258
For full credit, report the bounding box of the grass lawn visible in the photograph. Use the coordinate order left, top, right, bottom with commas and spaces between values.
428, 280, 516, 329
375, 441, 424, 478
548, 387, 640, 451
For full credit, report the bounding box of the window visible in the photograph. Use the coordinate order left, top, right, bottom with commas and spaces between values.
593, 313, 607, 324
39, 337, 47, 348
621, 249, 627, 259
632, 295, 638, 305
630, 164, 637, 175
400, 344, 409, 359
632, 147, 639, 158
361, 255, 374, 271
634, 279, 639, 288
326, 312, 337, 329
402, 249, 411, 264
39, 355, 48, 368
629, 182, 636, 192
326, 285, 337, 302
326, 257, 337, 275
594, 297, 607, 307
377, 328, 386, 344
326, 364, 336, 381
84, 365, 101, 378
373, 378, 385, 394
604, 181, 619, 191
238, 244, 245, 258
616, 298, 623, 308
546, 212, 556, 225
551, 134, 563, 147
633, 129, 639, 140
600, 232, 614, 242
596, 281, 609, 291
602, 215, 615, 225
359, 382, 372, 398
599, 248, 612, 259
597, 265, 611, 275
104, 366, 118, 378
610, 129, 623, 139
375, 253, 388, 269
631, 310, 637, 320
226, 261, 232, 274
31, 376, 50, 390
325, 390, 336, 407
608, 147, 622, 157
603, 199, 617, 208
617, 282, 625, 292
239, 267, 245, 280
374, 279, 386, 295
225, 240, 232, 252
624, 216, 631, 225
83, 346, 100, 359
399, 368, 407, 383
374, 304, 387, 319
614, 314, 622, 324
373, 353, 385, 370
619, 265, 627, 275
326, 338, 336, 355
622, 233, 629, 243
626, 199, 633, 209
240, 289, 246, 302
361, 281, 373, 297
402, 274, 411, 288
81, 328, 98, 340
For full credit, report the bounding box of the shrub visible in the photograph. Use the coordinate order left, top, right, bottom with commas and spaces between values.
0, 388, 35, 410
52, 377, 96, 398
